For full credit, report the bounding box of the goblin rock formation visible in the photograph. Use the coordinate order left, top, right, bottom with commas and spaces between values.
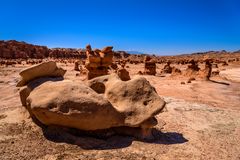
199, 59, 212, 80
162, 61, 173, 74
171, 67, 182, 76
74, 60, 80, 71
183, 59, 200, 77
85, 45, 114, 79
144, 56, 156, 75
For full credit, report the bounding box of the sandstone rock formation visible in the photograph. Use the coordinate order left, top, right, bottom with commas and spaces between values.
16, 61, 66, 87
110, 63, 118, 70
19, 68, 165, 139
117, 68, 131, 81
85, 45, 113, 79
26, 80, 125, 130
0, 40, 49, 59
184, 59, 200, 77
87, 74, 165, 138
144, 56, 156, 75
74, 61, 80, 71
162, 61, 173, 73
199, 59, 212, 80
188, 59, 200, 71
87, 75, 110, 94
104, 74, 165, 129
171, 67, 182, 76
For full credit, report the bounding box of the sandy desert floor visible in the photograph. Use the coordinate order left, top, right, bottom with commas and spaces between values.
0, 62, 240, 160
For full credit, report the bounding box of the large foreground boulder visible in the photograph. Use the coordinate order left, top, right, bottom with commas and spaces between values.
17, 61, 66, 87
19, 69, 166, 138
26, 80, 125, 130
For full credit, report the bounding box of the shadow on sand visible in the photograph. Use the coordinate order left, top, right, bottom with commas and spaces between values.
40, 125, 188, 150
209, 79, 230, 85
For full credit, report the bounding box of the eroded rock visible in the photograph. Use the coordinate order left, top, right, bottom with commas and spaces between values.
104, 74, 165, 128
144, 56, 156, 75
117, 68, 131, 81
16, 61, 66, 87
26, 80, 125, 130
85, 45, 113, 79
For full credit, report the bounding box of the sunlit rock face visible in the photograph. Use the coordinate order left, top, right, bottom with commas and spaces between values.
85, 45, 114, 79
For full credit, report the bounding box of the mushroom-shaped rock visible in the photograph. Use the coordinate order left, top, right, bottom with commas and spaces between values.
26, 80, 125, 131
16, 61, 66, 87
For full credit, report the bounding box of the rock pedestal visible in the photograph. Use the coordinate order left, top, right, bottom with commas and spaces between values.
199, 59, 212, 80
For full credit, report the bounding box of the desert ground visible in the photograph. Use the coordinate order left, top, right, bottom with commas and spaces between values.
0, 58, 240, 160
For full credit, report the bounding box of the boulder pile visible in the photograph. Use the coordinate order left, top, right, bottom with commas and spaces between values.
85, 45, 114, 79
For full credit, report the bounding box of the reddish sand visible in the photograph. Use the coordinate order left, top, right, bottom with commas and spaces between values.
0, 62, 240, 160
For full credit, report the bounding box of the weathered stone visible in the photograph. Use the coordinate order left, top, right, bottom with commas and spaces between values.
74, 61, 80, 71
16, 61, 66, 87
26, 80, 125, 131
104, 74, 165, 128
199, 59, 212, 80
85, 45, 113, 79
117, 68, 131, 81
171, 67, 181, 75
144, 56, 156, 75
162, 61, 172, 74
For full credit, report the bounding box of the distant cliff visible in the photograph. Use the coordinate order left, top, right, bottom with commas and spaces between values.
0, 40, 131, 59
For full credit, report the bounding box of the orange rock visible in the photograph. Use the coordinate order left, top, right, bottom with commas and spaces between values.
144, 56, 156, 75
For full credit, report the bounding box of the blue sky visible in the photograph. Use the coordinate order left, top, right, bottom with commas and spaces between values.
0, 0, 239, 55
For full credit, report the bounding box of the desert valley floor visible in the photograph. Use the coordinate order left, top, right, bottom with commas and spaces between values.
0, 61, 240, 160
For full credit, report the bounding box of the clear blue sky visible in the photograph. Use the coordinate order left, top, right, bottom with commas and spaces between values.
0, 0, 239, 55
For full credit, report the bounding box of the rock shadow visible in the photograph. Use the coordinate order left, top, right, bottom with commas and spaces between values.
27, 77, 64, 89
209, 79, 230, 85
41, 125, 188, 150
150, 128, 188, 145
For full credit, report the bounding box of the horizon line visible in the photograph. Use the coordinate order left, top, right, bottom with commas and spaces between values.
1, 39, 240, 57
